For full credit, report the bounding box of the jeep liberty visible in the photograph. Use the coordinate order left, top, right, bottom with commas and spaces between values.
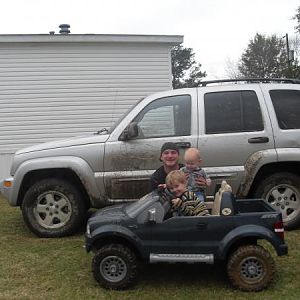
1, 78, 300, 237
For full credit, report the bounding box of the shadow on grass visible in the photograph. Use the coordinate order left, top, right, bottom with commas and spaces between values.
138, 262, 228, 288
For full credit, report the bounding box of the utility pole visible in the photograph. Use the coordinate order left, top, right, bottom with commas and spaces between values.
283, 33, 294, 76
285, 33, 291, 68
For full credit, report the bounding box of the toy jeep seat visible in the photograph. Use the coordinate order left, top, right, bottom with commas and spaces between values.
212, 181, 236, 216
218, 191, 237, 216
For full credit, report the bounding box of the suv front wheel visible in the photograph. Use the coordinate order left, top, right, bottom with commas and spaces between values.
254, 172, 300, 230
21, 178, 87, 237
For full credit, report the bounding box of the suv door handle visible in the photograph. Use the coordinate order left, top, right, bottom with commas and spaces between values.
248, 137, 269, 144
174, 142, 191, 149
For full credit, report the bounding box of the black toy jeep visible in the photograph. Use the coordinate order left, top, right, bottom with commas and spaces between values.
85, 190, 288, 291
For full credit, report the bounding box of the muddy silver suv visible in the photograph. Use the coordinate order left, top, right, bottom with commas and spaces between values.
1, 78, 300, 237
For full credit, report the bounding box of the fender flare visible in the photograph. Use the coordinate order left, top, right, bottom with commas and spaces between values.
237, 149, 277, 197
217, 224, 283, 260
89, 225, 144, 256
12, 156, 101, 206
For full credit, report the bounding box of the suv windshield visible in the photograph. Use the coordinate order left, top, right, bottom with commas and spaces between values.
108, 97, 145, 133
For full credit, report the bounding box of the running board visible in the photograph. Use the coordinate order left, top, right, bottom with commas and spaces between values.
150, 253, 214, 264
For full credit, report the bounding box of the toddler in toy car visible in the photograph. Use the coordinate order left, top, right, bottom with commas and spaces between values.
165, 170, 210, 216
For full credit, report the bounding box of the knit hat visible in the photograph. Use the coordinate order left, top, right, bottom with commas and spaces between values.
160, 142, 179, 156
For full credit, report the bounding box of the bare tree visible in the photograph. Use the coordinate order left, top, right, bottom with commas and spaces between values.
224, 58, 242, 79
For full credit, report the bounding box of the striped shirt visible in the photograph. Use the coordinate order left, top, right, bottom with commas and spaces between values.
175, 191, 210, 216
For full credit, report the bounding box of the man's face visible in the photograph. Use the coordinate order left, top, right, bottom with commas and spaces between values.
160, 149, 179, 168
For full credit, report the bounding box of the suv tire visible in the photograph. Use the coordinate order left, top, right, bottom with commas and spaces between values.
253, 172, 300, 230
227, 245, 275, 292
21, 178, 86, 237
92, 244, 139, 290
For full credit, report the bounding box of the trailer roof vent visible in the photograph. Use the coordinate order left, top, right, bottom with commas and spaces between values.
59, 24, 70, 35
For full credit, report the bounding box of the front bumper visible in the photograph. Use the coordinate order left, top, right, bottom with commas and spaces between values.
0, 177, 14, 203
85, 234, 93, 253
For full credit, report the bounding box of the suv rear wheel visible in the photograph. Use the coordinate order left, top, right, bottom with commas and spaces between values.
254, 172, 300, 230
92, 244, 139, 290
21, 178, 86, 237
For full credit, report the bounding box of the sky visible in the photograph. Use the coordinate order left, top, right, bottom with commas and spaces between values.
0, 0, 299, 79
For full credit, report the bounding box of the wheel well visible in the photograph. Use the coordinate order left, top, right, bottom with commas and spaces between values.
17, 168, 91, 208
92, 236, 142, 260
225, 237, 258, 260
224, 236, 278, 261
248, 162, 300, 197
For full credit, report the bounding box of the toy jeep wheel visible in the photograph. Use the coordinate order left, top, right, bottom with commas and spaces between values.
227, 245, 275, 292
22, 178, 86, 237
92, 244, 139, 290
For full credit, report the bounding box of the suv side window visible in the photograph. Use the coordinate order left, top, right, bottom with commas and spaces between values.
132, 95, 191, 138
269, 89, 300, 130
204, 91, 263, 134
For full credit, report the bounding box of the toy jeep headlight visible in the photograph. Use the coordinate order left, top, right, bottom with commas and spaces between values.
86, 223, 91, 237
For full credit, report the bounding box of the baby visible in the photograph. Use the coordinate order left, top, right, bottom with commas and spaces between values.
180, 148, 211, 202
165, 170, 209, 216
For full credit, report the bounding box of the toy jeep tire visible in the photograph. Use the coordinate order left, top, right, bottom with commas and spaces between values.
21, 178, 86, 237
92, 244, 139, 290
227, 245, 275, 292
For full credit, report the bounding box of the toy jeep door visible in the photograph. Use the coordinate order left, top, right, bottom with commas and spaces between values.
104, 89, 198, 200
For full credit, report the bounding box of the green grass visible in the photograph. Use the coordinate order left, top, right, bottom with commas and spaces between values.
0, 195, 300, 300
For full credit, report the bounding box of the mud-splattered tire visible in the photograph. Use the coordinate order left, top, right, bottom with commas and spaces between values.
92, 244, 139, 290
227, 245, 275, 292
253, 172, 300, 230
21, 178, 86, 237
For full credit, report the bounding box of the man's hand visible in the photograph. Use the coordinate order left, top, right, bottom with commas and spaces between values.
158, 183, 167, 189
195, 176, 207, 187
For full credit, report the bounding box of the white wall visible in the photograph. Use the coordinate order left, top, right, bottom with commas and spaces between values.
0, 40, 174, 179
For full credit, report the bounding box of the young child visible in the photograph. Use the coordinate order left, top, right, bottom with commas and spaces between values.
180, 148, 211, 202
165, 170, 209, 216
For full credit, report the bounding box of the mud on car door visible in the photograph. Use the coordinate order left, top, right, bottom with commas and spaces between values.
103, 91, 198, 200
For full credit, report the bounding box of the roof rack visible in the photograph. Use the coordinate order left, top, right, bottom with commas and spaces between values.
198, 78, 300, 87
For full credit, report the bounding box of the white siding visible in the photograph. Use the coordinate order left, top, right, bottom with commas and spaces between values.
0, 42, 172, 152
0, 38, 178, 179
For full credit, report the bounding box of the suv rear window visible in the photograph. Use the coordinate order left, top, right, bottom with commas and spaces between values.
204, 90, 263, 134
269, 89, 300, 130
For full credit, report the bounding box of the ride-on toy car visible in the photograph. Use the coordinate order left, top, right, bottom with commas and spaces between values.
85, 185, 288, 291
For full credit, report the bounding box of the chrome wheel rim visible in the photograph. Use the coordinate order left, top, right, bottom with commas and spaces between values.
265, 184, 300, 222
33, 191, 72, 229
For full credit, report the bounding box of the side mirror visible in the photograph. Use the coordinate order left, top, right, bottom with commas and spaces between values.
119, 122, 139, 141
148, 207, 156, 223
